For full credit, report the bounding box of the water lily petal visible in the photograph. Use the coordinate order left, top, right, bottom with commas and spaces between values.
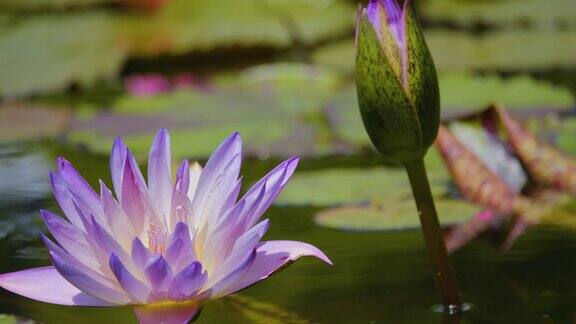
131, 237, 152, 270
164, 222, 196, 272
110, 137, 128, 198
109, 253, 151, 304
191, 132, 242, 232
167, 261, 207, 302
232, 219, 270, 255
50, 171, 84, 229
100, 181, 134, 249
225, 240, 332, 295
0, 267, 112, 306
56, 157, 102, 217
40, 209, 96, 268
121, 155, 149, 234
46, 238, 130, 305
170, 162, 192, 230
209, 249, 256, 297
188, 161, 202, 200
145, 255, 172, 298
88, 215, 130, 266
241, 157, 299, 228
148, 129, 172, 224
134, 302, 201, 324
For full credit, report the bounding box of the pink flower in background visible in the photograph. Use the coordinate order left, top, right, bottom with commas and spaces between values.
0, 130, 331, 323
125, 74, 172, 97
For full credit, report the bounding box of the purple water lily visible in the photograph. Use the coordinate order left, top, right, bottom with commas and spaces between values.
0, 130, 331, 323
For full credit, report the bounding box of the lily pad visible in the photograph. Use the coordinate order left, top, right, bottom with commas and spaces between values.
69, 64, 343, 159
277, 156, 449, 207
0, 314, 17, 324
557, 117, 576, 155
0, 12, 127, 98
427, 30, 576, 71
315, 200, 480, 232
115, 0, 354, 56
0, 106, 71, 142
313, 30, 576, 73
421, 0, 576, 30
326, 75, 573, 147
0, 0, 109, 11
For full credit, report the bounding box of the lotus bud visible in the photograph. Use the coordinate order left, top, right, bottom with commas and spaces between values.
355, 0, 439, 164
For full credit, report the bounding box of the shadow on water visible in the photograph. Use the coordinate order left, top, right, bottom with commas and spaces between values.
0, 145, 576, 323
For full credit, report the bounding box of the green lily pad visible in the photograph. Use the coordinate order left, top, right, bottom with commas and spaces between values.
68, 64, 343, 159
0, 12, 127, 98
115, 0, 354, 56
420, 0, 576, 30
315, 199, 480, 232
0, 0, 109, 11
557, 117, 576, 155
0, 314, 17, 324
0, 106, 71, 142
326, 75, 573, 147
278, 157, 449, 207
313, 30, 576, 73
427, 30, 576, 72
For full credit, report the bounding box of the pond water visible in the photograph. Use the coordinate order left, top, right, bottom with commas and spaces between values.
1, 144, 576, 324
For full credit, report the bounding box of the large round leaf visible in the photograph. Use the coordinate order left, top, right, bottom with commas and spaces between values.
0, 12, 126, 98
314, 200, 480, 232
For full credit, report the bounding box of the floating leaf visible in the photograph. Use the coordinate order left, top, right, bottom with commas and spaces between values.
314, 30, 576, 72
438, 74, 573, 112
314, 199, 480, 232
427, 30, 576, 71
115, 0, 354, 56
0, 106, 70, 142
0, 314, 15, 324
69, 64, 342, 159
0, 0, 109, 11
557, 117, 576, 155
420, 0, 576, 30
0, 12, 127, 98
278, 155, 448, 207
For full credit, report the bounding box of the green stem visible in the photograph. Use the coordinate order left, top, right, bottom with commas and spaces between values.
403, 158, 463, 311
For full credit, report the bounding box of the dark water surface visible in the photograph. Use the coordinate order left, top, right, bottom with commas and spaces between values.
1, 144, 576, 324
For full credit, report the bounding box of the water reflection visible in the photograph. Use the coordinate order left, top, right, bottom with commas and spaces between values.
0, 145, 51, 206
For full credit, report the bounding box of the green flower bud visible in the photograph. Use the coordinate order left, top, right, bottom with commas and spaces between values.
355, 0, 439, 164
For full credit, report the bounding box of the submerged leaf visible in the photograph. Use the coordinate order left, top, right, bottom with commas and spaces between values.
436, 125, 519, 214
494, 106, 576, 196
449, 122, 527, 193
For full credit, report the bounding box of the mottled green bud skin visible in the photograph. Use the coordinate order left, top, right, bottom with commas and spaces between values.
355, 0, 439, 164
